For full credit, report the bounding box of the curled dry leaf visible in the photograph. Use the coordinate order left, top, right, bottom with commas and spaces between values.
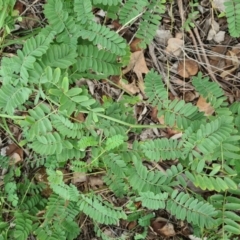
151, 217, 176, 237
183, 91, 198, 102
166, 38, 184, 57
178, 59, 198, 78
197, 96, 215, 116
130, 38, 142, 52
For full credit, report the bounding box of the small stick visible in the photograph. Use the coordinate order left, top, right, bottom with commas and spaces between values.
193, 27, 218, 83
149, 43, 177, 96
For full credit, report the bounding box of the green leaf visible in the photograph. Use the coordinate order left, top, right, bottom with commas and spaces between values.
66, 88, 82, 96
61, 77, 69, 93
71, 95, 89, 103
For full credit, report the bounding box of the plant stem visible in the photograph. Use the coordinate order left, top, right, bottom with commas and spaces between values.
82, 110, 166, 129
0, 114, 25, 120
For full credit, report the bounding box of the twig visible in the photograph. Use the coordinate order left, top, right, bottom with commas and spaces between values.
177, 0, 219, 83
193, 27, 218, 83
149, 43, 177, 96
20, 0, 41, 16
188, 30, 203, 64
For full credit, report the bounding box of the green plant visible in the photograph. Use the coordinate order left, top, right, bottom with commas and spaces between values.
182, 0, 200, 31
224, 0, 240, 37
1, 0, 240, 239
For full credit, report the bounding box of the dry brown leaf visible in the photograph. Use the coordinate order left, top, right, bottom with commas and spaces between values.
184, 91, 198, 102
166, 38, 184, 57
119, 79, 140, 94
73, 112, 85, 123
150, 107, 159, 122
72, 172, 87, 184
225, 46, 240, 65
122, 50, 149, 94
127, 221, 137, 230
88, 176, 104, 190
152, 109, 181, 138
208, 45, 227, 62
14, 1, 24, 14
207, 19, 219, 41
122, 50, 149, 75
175, 32, 183, 39
221, 50, 240, 79
212, 0, 226, 12
197, 96, 214, 116
151, 217, 176, 237
5, 143, 23, 158
4, 143, 23, 165
214, 31, 225, 43
20, 13, 39, 29
130, 38, 142, 52
10, 153, 22, 165
155, 29, 172, 46
178, 59, 198, 78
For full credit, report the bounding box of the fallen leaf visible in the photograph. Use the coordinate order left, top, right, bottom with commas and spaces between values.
122, 50, 149, 94
34, 167, 52, 197
73, 112, 85, 123
5, 143, 23, 158
183, 91, 198, 102
150, 107, 159, 122
155, 29, 172, 46
208, 45, 227, 62
178, 59, 198, 78
166, 38, 184, 57
130, 38, 142, 52
72, 172, 87, 184
3, 143, 23, 165
225, 45, 240, 66
14, 1, 24, 15
197, 96, 214, 116
10, 153, 22, 165
127, 221, 137, 230
214, 31, 225, 43
119, 79, 140, 94
175, 32, 183, 39
221, 50, 239, 79
151, 217, 176, 237
212, 0, 226, 12
20, 13, 39, 29
88, 175, 104, 190
207, 19, 219, 41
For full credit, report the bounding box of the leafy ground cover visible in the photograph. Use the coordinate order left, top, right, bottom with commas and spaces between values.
0, 0, 240, 239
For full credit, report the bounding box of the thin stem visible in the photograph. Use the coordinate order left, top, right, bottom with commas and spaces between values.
0, 114, 25, 120
82, 110, 166, 129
